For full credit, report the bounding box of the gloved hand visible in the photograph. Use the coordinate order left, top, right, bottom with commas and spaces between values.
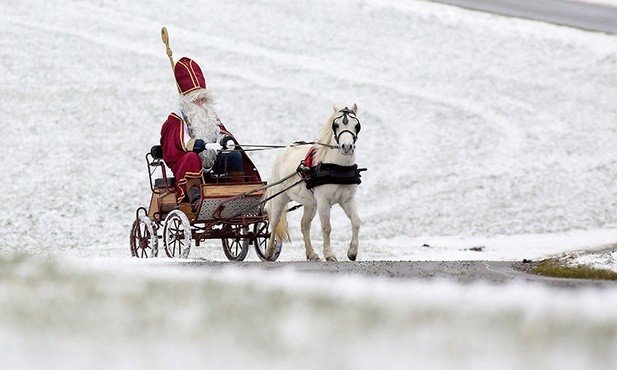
191, 139, 206, 153
219, 135, 235, 150
190, 139, 222, 152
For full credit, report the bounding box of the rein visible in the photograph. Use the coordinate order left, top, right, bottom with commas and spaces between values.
229, 107, 361, 152
234, 141, 338, 152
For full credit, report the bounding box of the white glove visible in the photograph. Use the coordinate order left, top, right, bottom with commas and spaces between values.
205, 142, 223, 151
223, 139, 235, 151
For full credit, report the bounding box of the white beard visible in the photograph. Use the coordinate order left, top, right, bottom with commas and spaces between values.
180, 95, 221, 169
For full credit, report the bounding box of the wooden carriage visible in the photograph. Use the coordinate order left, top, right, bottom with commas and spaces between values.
129, 145, 282, 261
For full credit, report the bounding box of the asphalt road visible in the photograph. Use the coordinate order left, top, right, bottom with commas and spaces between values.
175, 260, 617, 288
430, 0, 617, 34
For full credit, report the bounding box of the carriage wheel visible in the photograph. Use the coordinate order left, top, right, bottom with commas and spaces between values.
130, 215, 158, 258
221, 225, 250, 261
252, 221, 282, 261
162, 210, 192, 258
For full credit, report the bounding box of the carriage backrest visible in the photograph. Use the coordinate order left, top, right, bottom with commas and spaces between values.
146, 145, 175, 194
150, 145, 164, 160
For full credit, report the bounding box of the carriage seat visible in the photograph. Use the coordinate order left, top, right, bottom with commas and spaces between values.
150, 145, 175, 189
154, 177, 175, 188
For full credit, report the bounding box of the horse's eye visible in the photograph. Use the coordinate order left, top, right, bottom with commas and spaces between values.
333, 123, 339, 130
355, 123, 361, 134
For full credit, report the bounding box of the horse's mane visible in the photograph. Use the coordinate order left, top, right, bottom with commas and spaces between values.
314, 109, 336, 163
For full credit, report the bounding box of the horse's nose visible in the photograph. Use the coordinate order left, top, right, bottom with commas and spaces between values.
341, 143, 355, 155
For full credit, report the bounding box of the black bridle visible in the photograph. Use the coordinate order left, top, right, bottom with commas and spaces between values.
332, 107, 361, 144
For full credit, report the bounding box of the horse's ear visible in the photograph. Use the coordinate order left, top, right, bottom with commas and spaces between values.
333, 104, 339, 113
352, 103, 358, 114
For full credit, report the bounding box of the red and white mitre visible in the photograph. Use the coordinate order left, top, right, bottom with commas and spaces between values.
174, 57, 207, 95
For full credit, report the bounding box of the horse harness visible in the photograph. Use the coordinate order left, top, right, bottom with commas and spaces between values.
301, 160, 366, 190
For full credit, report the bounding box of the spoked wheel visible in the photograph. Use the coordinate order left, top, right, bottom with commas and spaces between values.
252, 221, 282, 261
221, 225, 250, 261
130, 214, 158, 258
162, 210, 192, 258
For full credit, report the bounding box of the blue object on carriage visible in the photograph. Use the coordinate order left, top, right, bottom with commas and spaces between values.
212, 151, 243, 174
304, 163, 366, 190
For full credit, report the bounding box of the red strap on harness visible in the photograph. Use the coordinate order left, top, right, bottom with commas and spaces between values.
304, 146, 316, 168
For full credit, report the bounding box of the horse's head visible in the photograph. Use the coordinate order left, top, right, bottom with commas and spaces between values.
331, 104, 361, 156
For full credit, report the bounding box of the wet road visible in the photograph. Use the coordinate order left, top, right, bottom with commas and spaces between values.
430, 0, 617, 34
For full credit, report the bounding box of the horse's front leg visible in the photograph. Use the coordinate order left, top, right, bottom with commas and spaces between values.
340, 199, 361, 261
301, 206, 320, 261
317, 202, 336, 262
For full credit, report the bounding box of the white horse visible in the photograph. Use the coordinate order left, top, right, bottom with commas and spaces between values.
265, 104, 363, 261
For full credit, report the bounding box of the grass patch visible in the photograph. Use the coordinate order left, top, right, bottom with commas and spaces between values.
532, 258, 617, 280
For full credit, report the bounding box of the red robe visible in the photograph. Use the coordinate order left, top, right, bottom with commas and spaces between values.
160, 112, 261, 201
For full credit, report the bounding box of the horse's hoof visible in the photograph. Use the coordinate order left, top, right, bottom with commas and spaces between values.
347, 252, 357, 261
307, 255, 321, 261
326, 256, 338, 262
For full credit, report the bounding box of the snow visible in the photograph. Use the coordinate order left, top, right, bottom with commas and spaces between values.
1, 0, 617, 368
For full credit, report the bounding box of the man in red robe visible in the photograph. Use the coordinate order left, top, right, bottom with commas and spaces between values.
160, 57, 260, 203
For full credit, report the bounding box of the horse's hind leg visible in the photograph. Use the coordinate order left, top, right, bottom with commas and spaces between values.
340, 199, 361, 261
301, 205, 320, 261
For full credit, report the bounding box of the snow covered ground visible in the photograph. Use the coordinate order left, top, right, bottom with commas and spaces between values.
1, 0, 617, 368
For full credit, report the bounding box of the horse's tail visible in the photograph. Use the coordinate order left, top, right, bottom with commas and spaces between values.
274, 208, 291, 243
265, 188, 291, 243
